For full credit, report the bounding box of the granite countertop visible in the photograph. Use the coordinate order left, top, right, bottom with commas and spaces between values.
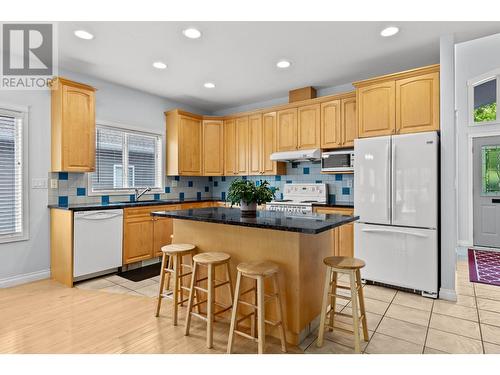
151, 207, 358, 234
48, 198, 223, 211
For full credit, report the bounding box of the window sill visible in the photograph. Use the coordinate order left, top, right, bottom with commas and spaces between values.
0, 233, 29, 245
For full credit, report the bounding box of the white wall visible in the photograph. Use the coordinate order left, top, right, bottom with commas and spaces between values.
211, 83, 355, 116
455, 33, 500, 246
0, 69, 205, 287
439, 34, 457, 301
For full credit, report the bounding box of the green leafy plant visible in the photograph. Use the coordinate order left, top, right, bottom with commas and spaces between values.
227, 179, 277, 206
474, 102, 497, 123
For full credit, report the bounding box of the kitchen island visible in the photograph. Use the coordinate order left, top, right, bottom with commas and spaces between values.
151, 207, 358, 345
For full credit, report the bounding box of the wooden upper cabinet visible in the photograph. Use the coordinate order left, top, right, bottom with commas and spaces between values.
224, 119, 236, 176
342, 97, 357, 147
355, 64, 440, 138
298, 104, 320, 149
202, 120, 224, 176
235, 116, 249, 175
248, 114, 262, 175
179, 115, 202, 175
320, 100, 342, 148
262, 112, 285, 175
166, 110, 202, 176
277, 108, 298, 151
396, 72, 440, 134
357, 81, 396, 138
51, 77, 96, 172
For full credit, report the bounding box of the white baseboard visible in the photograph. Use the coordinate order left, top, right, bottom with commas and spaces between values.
0, 269, 50, 288
439, 287, 457, 301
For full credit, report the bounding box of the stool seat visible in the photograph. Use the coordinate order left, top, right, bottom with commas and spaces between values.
237, 261, 279, 276
193, 252, 231, 265
161, 243, 196, 254
323, 256, 365, 270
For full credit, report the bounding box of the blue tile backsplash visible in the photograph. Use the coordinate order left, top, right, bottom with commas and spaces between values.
48, 161, 353, 206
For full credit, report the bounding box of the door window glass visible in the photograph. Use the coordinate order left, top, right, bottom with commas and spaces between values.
482, 145, 500, 195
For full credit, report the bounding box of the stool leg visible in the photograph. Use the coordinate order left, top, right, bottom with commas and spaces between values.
155, 253, 167, 317
184, 261, 198, 336
207, 263, 214, 349
179, 254, 184, 307
317, 266, 332, 347
356, 269, 369, 342
227, 271, 242, 354
256, 275, 265, 354
329, 271, 338, 332
165, 255, 172, 292
225, 262, 234, 308
350, 270, 361, 353
273, 273, 287, 353
172, 254, 180, 325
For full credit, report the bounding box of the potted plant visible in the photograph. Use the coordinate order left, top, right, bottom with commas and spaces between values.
227, 179, 277, 215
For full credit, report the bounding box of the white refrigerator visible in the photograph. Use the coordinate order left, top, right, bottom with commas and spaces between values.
354, 132, 438, 297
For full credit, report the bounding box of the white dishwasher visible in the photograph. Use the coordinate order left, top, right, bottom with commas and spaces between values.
73, 209, 123, 280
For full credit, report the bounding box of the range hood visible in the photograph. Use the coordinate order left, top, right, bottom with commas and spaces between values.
270, 148, 321, 162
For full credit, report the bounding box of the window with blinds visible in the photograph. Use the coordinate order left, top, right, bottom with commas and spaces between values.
0, 111, 25, 242
90, 125, 162, 194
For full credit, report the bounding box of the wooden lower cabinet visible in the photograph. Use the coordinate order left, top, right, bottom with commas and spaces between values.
123, 216, 154, 264
122, 202, 220, 264
314, 206, 354, 258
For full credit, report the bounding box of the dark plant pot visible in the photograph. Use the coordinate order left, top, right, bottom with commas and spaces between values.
240, 200, 257, 217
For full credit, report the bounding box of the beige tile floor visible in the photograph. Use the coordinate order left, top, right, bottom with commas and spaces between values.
75, 259, 500, 354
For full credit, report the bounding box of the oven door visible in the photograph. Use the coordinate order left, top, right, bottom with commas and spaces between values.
321, 151, 354, 172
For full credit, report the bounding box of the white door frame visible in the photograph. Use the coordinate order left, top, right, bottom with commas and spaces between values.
467, 130, 500, 247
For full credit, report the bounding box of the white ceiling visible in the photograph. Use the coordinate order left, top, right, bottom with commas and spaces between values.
58, 21, 500, 113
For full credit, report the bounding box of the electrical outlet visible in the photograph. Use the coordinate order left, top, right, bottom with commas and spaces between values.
171, 180, 178, 188
50, 179, 58, 189
31, 178, 48, 189
346, 179, 353, 188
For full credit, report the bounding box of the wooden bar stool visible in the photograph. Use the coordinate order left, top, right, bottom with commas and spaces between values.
155, 243, 196, 325
317, 256, 368, 353
227, 261, 287, 354
184, 252, 233, 349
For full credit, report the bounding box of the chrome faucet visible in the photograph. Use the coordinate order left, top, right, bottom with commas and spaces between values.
134, 187, 152, 201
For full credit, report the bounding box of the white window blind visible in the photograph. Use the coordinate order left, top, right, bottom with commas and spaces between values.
91, 125, 162, 193
0, 112, 24, 241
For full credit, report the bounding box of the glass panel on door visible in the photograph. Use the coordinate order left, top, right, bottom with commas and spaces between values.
482, 145, 500, 195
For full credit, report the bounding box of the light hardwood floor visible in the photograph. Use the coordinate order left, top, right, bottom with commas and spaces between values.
0, 279, 298, 354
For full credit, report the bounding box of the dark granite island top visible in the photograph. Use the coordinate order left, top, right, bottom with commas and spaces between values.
151, 207, 358, 234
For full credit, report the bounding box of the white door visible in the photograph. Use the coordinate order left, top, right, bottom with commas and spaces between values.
392, 132, 438, 228
354, 136, 391, 224
355, 223, 438, 294
473, 136, 500, 248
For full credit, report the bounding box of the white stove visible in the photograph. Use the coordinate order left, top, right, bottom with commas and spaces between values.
266, 183, 328, 214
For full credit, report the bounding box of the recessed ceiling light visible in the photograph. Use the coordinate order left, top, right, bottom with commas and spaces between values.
152, 61, 167, 70
380, 26, 399, 37
203, 82, 215, 89
183, 28, 202, 39
276, 60, 291, 69
74, 30, 94, 40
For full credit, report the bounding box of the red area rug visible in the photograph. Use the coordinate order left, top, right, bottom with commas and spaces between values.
468, 248, 500, 286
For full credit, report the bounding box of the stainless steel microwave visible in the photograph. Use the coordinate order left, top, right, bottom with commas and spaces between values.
321, 150, 354, 172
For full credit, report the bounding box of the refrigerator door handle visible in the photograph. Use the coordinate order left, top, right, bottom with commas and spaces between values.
386, 142, 391, 222
391, 140, 396, 224
361, 227, 429, 238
